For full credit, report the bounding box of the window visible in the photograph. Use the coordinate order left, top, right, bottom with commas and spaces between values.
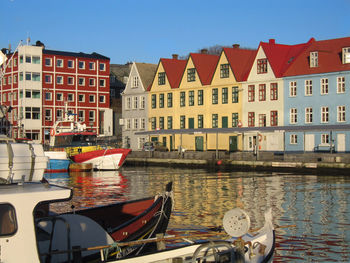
79, 61, 85, 69
180, 115, 185, 129
320, 78, 328, 95
89, 78, 95, 86
212, 114, 218, 128
232, 86, 239, 103
180, 92, 185, 107
151, 117, 156, 130
140, 118, 145, 129
32, 90, 40, 99
57, 76, 63, 85
45, 109, 52, 121
19, 72, 23, 81
45, 92, 52, 101
198, 90, 203, 105
159, 93, 164, 108
337, 106, 346, 122
0, 204, 17, 236
56, 59, 63, 68
79, 77, 85, 86
25, 107, 40, 119
56, 93, 63, 101
126, 119, 131, 130
126, 97, 131, 109
212, 88, 218, 104
89, 110, 95, 122
167, 93, 172, 108
289, 81, 297, 97
198, 115, 203, 128
32, 56, 40, 64
259, 84, 266, 101
337, 77, 345, 93
270, 83, 278, 100
248, 112, 255, 127
321, 106, 329, 123
57, 109, 63, 120
220, 64, 229, 78
99, 95, 106, 103
19, 55, 23, 63
25, 72, 31, 81
158, 72, 166, 85
305, 80, 312, 95
32, 73, 40, 81
140, 96, 145, 109
151, 94, 156, 108
310, 51, 318, 67
68, 60, 74, 68
222, 88, 228, 104
25, 56, 31, 63
257, 59, 267, 74
132, 96, 138, 109
290, 134, 298, 144
270, 111, 278, 126
187, 68, 196, 82
67, 93, 74, 102
68, 76, 74, 85
305, 107, 313, 123
133, 118, 139, 130
159, 117, 164, 129
232, 113, 238, 127
78, 94, 85, 102
342, 47, 350, 64
14, 75, 17, 83
321, 134, 330, 144
248, 85, 255, 102
259, 114, 266, 127
290, 108, 297, 124
132, 76, 139, 88
99, 79, 106, 87
89, 62, 95, 70
189, 91, 194, 106
167, 116, 173, 129
78, 110, 85, 121
89, 95, 95, 103
45, 58, 52, 66
99, 63, 106, 71
45, 75, 52, 83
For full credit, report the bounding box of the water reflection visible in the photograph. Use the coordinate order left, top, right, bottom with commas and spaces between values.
44, 167, 350, 262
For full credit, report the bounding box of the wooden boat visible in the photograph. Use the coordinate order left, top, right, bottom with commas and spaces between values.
0, 180, 173, 263
45, 151, 71, 173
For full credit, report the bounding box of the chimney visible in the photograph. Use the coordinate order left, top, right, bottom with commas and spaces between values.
172, 54, 178, 60
232, 44, 240, 49
269, 39, 275, 45
201, 49, 208, 54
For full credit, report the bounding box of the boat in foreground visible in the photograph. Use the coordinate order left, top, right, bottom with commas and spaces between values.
0, 180, 173, 263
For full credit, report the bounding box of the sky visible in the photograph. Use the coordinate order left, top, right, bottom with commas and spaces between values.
1, 0, 349, 65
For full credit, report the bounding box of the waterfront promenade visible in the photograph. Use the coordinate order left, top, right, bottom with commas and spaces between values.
125, 150, 350, 174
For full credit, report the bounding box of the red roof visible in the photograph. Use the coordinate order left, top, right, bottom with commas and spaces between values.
259, 38, 314, 78
283, 37, 350, 77
223, 47, 257, 81
189, 53, 220, 85
159, 58, 187, 89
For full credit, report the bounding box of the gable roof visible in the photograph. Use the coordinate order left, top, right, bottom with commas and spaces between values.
155, 57, 187, 90
283, 37, 350, 77
259, 38, 314, 78
189, 53, 220, 85
223, 47, 257, 81
135, 63, 157, 91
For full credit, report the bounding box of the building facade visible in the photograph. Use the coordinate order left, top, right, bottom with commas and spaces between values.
0, 41, 112, 143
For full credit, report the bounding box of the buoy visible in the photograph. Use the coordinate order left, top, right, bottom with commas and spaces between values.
217, 160, 222, 165
69, 163, 93, 172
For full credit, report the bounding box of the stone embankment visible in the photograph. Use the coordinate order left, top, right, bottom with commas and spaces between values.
125, 150, 350, 175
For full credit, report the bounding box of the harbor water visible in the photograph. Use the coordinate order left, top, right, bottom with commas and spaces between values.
45, 166, 350, 262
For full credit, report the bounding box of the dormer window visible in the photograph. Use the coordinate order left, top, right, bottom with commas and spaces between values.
257, 59, 267, 74
310, 52, 318, 67
158, 72, 165, 85
342, 47, 350, 64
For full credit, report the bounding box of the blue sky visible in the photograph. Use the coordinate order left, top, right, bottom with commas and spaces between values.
1, 0, 349, 65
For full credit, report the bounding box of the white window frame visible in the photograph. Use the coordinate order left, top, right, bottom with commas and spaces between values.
99, 63, 106, 71
78, 110, 85, 122
140, 118, 145, 130
305, 80, 312, 96
132, 96, 138, 109
310, 52, 318, 67
79, 77, 85, 86
126, 97, 131, 110
56, 93, 63, 101
126, 118, 131, 130
290, 134, 298, 144
45, 58, 52, 67
290, 80, 297, 97
79, 61, 85, 69
133, 118, 139, 130
89, 94, 95, 103
68, 60, 74, 68
99, 95, 105, 103
321, 134, 330, 145
342, 47, 350, 64
132, 76, 139, 88
78, 94, 85, 102
337, 77, 345, 93
140, 96, 145, 109
57, 76, 63, 85
45, 75, 52, 84
320, 78, 328, 95
89, 62, 95, 70
67, 76, 74, 85
337, 106, 346, 122
321, 106, 329, 123
290, 108, 297, 124
67, 93, 74, 102
45, 109, 52, 121
89, 110, 95, 122
99, 79, 106, 87
89, 78, 95, 87
56, 59, 63, 68
305, 107, 313, 124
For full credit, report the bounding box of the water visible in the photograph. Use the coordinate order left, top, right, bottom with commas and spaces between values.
44, 167, 350, 262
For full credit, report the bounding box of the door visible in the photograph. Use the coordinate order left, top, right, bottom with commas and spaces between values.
188, 118, 194, 129
195, 136, 204, 151
229, 136, 238, 152
222, 116, 228, 128
305, 134, 315, 151
337, 133, 345, 152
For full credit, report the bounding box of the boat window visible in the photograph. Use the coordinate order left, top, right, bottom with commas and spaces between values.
0, 204, 17, 236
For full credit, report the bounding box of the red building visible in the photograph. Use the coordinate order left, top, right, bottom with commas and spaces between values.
0, 41, 113, 143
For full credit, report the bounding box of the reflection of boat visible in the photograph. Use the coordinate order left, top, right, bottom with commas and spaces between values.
49, 111, 131, 170
114, 208, 275, 263
0, 180, 173, 262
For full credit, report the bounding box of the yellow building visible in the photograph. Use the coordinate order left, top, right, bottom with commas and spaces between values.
148, 46, 256, 152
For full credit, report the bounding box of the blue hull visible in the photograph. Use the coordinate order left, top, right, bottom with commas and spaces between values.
46, 159, 71, 173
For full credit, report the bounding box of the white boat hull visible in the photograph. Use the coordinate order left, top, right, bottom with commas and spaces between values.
81, 153, 123, 170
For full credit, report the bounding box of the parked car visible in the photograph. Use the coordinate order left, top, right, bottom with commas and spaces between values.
142, 141, 168, 152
